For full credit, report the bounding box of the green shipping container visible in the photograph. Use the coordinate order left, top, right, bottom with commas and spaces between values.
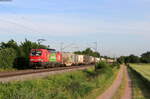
50, 53, 57, 62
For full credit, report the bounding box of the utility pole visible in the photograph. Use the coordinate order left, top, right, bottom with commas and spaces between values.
60, 42, 64, 64
60, 42, 64, 52
93, 41, 97, 52
93, 41, 98, 63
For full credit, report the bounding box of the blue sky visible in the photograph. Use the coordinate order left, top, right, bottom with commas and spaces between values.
0, 0, 150, 57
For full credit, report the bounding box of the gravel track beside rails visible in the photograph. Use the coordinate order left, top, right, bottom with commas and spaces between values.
0, 65, 93, 83
121, 66, 132, 99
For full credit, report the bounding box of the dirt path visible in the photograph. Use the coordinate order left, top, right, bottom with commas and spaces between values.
121, 66, 132, 99
96, 65, 132, 99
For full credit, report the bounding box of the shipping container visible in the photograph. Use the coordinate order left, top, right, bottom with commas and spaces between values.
95, 58, 100, 62
62, 52, 74, 66
89, 56, 95, 64
72, 54, 78, 65
77, 55, 84, 65
83, 55, 90, 64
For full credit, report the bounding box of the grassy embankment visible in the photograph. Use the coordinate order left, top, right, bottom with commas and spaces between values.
0, 62, 119, 99
0, 68, 16, 72
128, 64, 150, 99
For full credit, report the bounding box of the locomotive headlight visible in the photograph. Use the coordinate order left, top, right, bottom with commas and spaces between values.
30, 59, 43, 61
30, 59, 35, 61
37, 59, 43, 62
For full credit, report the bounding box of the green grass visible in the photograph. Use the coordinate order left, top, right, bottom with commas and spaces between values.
130, 64, 150, 81
0, 63, 119, 99
0, 68, 16, 72
129, 64, 150, 99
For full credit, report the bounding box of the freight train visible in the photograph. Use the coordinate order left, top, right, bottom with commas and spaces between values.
29, 48, 101, 68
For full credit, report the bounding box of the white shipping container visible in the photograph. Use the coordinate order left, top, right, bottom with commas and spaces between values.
96, 58, 100, 62
77, 55, 84, 64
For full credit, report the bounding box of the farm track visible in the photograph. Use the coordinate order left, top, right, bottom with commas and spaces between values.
0, 65, 93, 83
97, 65, 132, 99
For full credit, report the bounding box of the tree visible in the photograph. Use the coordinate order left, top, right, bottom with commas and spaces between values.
117, 56, 125, 64
141, 52, 150, 63
74, 48, 100, 57
92, 52, 100, 57
0, 39, 17, 49
125, 55, 140, 63
74, 51, 82, 55
0, 39, 21, 56
0, 48, 16, 69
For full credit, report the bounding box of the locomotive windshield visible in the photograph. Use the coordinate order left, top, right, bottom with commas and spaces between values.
31, 50, 42, 56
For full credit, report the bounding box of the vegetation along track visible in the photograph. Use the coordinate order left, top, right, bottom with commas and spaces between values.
0, 65, 93, 83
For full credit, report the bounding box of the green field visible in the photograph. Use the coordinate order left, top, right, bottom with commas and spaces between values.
130, 64, 150, 81
129, 64, 150, 99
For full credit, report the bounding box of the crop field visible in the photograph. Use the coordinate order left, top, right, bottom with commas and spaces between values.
130, 64, 150, 81
129, 64, 150, 99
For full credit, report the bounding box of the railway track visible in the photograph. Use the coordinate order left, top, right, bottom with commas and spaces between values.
0, 65, 93, 83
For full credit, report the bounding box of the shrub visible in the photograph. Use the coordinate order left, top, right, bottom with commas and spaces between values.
13, 57, 30, 69
111, 62, 120, 69
95, 61, 110, 71
0, 48, 16, 69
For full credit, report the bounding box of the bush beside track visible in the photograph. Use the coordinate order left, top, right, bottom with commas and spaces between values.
0, 48, 16, 69
0, 62, 119, 99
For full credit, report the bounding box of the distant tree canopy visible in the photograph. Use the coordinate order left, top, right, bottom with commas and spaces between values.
117, 56, 126, 64
74, 48, 100, 57
117, 51, 150, 64
101, 56, 114, 60
125, 55, 140, 63
141, 52, 150, 63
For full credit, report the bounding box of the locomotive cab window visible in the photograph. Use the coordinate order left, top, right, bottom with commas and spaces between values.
31, 50, 42, 56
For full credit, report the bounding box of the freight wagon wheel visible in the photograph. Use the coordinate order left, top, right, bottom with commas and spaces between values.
44, 64, 48, 68
62, 64, 66, 67
51, 63, 55, 68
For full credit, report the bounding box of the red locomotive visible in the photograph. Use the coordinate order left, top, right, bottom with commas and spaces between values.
30, 49, 62, 68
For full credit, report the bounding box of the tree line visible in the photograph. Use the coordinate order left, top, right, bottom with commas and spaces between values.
117, 52, 150, 64
0, 39, 47, 69
0, 39, 149, 69
74, 48, 100, 58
